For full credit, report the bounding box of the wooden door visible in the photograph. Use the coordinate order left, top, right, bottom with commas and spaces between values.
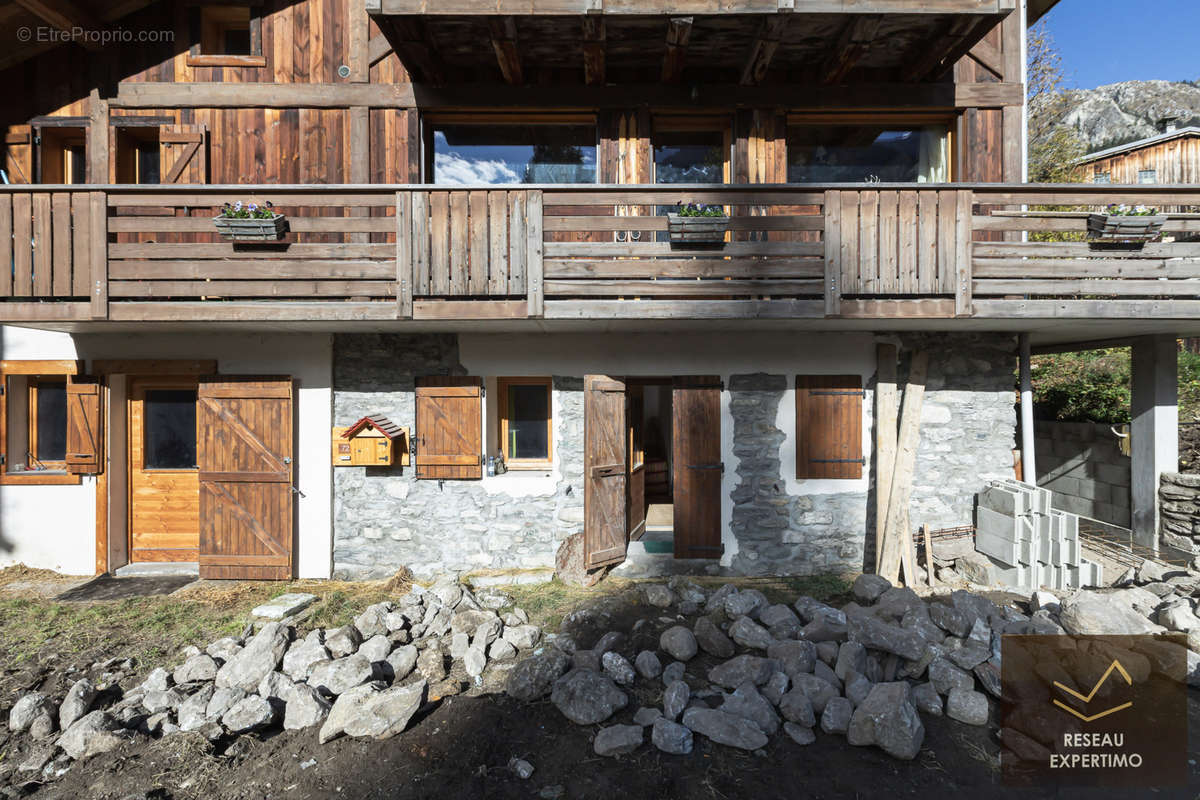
584, 375, 628, 569
128, 377, 200, 562
673, 376, 724, 559
626, 384, 646, 540
197, 377, 293, 580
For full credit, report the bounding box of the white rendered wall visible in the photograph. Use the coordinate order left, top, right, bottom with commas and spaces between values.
0, 326, 333, 578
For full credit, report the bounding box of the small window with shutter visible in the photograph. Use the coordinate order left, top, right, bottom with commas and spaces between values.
0, 360, 92, 484
796, 374, 863, 480
415, 376, 483, 480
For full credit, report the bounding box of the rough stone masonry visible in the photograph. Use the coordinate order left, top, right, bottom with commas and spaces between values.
332, 333, 584, 580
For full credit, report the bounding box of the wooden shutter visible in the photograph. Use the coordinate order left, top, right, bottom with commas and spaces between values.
66, 375, 103, 474
159, 124, 208, 184
415, 377, 482, 479
673, 376, 723, 558
584, 375, 627, 568
197, 376, 293, 580
3, 125, 33, 184
796, 374, 863, 479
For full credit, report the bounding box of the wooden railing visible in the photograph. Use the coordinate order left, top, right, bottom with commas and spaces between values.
2, 183, 1199, 323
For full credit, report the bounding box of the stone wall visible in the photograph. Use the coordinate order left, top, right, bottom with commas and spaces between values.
332, 333, 584, 580
1159, 472, 1200, 555
724, 334, 1018, 577
1034, 421, 1131, 527
901, 334, 1019, 536
727, 373, 866, 576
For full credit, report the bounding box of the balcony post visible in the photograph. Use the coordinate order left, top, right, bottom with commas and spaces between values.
1131, 334, 1178, 551
89, 191, 108, 320
823, 190, 841, 317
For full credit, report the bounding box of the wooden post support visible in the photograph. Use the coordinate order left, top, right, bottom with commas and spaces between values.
89, 191, 108, 319
954, 189, 973, 316
823, 190, 841, 317
923, 524, 937, 587
87, 89, 109, 184
526, 189, 544, 318
874, 342, 898, 573
396, 191, 413, 318
879, 350, 928, 584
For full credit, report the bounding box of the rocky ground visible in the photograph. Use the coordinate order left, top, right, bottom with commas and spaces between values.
1, 569, 1199, 800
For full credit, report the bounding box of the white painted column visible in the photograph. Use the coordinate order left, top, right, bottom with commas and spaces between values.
1019, 333, 1036, 484
1131, 335, 1178, 550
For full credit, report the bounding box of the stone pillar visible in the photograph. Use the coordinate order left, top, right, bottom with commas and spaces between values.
1130, 335, 1178, 549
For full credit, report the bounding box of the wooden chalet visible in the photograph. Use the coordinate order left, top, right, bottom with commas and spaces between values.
0, 0, 1191, 584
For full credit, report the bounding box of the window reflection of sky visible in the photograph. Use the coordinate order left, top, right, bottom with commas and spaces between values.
432, 129, 597, 185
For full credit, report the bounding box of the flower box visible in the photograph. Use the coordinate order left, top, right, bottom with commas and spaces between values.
666, 213, 729, 245
1086, 213, 1167, 242
213, 213, 288, 241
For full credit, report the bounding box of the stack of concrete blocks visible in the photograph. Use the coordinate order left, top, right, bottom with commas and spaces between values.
974, 479, 1102, 590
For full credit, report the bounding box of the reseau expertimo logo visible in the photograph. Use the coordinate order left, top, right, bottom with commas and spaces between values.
1001, 634, 1188, 787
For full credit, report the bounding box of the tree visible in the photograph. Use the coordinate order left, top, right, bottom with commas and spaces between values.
1027, 22, 1086, 183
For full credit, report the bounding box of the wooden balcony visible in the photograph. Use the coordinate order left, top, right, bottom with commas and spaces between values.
2, 184, 1200, 333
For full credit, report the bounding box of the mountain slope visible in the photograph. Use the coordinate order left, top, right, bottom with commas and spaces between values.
1058, 80, 1200, 154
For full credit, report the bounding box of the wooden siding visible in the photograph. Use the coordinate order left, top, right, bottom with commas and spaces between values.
1081, 134, 1200, 186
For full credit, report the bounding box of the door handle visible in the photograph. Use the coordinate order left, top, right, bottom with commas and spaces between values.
282, 456, 292, 465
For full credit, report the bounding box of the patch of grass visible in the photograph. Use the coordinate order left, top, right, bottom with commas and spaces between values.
505, 577, 633, 631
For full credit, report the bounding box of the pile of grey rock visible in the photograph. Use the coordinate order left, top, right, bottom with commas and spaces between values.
6, 577, 543, 781
507, 574, 1200, 762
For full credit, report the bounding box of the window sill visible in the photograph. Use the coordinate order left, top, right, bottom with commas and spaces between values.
187, 55, 267, 68
0, 472, 82, 486
500, 462, 554, 472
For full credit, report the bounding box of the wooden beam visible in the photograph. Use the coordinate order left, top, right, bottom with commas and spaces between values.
903, 15, 998, 82
874, 342, 898, 573
879, 350, 928, 584
819, 15, 882, 84
13, 0, 104, 50
409, 81, 1023, 109
349, 1, 371, 82
967, 37, 1003, 79
740, 15, 790, 86
111, 82, 416, 108
368, 33, 394, 67
376, 0, 1016, 14
379, 16, 446, 86
582, 16, 605, 86
489, 17, 523, 85
661, 16, 693, 84
87, 88, 109, 184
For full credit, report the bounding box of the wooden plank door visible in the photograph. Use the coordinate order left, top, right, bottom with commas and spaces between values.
673, 376, 723, 559
627, 383, 646, 541
128, 377, 200, 563
197, 376, 293, 580
584, 374, 628, 569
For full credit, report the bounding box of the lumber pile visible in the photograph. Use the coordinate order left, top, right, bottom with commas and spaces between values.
876, 346, 927, 587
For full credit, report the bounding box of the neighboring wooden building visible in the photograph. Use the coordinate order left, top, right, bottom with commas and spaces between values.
0, 0, 1193, 583
1078, 125, 1200, 186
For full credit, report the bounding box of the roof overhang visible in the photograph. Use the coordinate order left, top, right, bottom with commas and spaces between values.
367, 1, 1016, 88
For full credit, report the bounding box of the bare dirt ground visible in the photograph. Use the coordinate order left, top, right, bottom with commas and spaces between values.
1, 568, 1197, 800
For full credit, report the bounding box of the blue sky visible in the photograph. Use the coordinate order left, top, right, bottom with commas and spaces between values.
1042, 0, 1200, 89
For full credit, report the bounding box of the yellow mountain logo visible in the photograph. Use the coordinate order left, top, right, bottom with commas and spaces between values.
1052, 659, 1134, 722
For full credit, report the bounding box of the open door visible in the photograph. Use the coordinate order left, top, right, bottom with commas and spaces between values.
584, 374, 628, 569
197, 376, 293, 580
673, 376, 724, 559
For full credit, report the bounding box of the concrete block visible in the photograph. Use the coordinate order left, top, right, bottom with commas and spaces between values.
1076, 480, 1111, 504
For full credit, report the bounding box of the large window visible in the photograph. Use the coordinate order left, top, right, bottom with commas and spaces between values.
431, 124, 597, 185
498, 377, 552, 468
0, 361, 81, 484
787, 124, 950, 183
653, 131, 727, 184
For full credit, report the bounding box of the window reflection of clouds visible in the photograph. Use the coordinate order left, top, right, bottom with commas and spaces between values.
432, 126, 597, 186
